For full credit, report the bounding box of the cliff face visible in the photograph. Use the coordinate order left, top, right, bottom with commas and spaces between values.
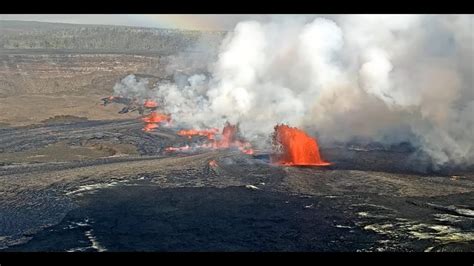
0, 52, 170, 125
0, 21, 224, 125
0, 21, 225, 96
0, 53, 163, 96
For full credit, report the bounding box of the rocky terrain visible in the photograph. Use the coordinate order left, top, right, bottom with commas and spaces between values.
0, 20, 223, 126
0, 21, 472, 252
0, 118, 472, 251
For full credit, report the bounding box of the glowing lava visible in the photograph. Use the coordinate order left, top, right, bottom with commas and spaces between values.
208, 160, 218, 167
271, 124, 330, 166
178, 128, 219, 140
167, 123, 254, 155
143, 99, 158, 108
143, 123, 159, 132
165, 145, 190, 152
141, 111, 171, 132
142, 111, 170, 124
212, 123, 254, 154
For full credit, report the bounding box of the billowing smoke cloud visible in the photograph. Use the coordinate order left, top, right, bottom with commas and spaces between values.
113, 15, 473, 167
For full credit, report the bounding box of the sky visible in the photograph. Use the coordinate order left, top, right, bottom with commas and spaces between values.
0, 14, 320, 31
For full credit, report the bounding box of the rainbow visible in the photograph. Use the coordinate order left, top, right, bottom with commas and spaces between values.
128, 15, 224, 31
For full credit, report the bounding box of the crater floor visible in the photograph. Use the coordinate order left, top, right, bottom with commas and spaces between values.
0, 119, 472, 252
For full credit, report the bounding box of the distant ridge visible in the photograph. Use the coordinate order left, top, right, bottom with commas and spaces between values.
0, 20, 226, 53
0, 20, 228, 33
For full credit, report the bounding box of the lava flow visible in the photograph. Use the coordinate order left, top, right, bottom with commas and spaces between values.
101, 95, 134, 106
167, 123, 254, 155
178, 128, 219, 140
143, 123, 159, 132
141, 111, 171, 132
165, 145, 190, 152
271, 124, 330, 166
142, 111, 170, 124
206, 123, 254, 155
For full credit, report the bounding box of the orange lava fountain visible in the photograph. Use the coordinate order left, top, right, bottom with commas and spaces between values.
271, 124, 330, 166
211, 123, 254, 154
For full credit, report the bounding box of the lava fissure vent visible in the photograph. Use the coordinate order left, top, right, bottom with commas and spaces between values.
271, 124, 331, 166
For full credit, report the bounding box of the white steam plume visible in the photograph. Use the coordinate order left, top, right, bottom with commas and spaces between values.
114, 15, 474, 166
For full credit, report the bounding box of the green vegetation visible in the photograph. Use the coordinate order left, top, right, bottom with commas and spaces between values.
0, 20, 226, 53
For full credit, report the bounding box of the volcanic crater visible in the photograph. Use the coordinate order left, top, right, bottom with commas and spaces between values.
0, 116, 472, 252
0, 20, 473, 252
